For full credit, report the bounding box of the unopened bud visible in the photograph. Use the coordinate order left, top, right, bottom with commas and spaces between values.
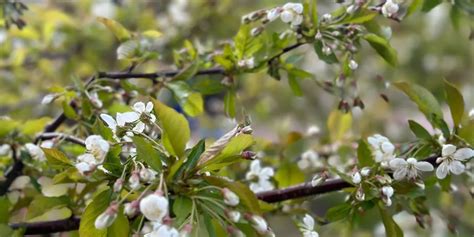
355, 187, 365, 201
128, 171, 141, 190
226, 210, 241, 222
241, 151, 257, 160
124, 200, 139, 217
94, 203, 118, 229
251, 26, 264, 37
349, 60, 358, 70
222, 188, 240, 206
314, 31, 323, 40
113, 179, 123, 192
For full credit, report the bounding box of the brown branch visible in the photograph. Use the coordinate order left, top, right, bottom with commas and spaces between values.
9, 155, 440, 234
36, 133, 85, 146
97, 67, 225, 80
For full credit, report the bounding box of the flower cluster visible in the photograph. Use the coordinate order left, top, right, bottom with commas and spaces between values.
75, 135, 110, 175
100, 101, 155, 142
367, 134, 396, 166
246, 160, 275, 193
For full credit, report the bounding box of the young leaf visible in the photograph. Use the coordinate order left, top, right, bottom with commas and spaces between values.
363, 33, 398, 67
444, 80, 464, 126
357, 140, 374, 167
79, 189, 111, 237
377, 203, 403, 237
172, 196, 192, 226
408, 120, 432, 140
288, 74, 303, 96
167, 81, 204, 117
314, 40, 338, 64
422, 0, 442, 12
27, 196, 69, 220
234, 24, 262, 59
97, 17, 131, 42
173, 61, 199, 81
42, 148, 73, 168
274, 163, 305, 188
224, 90, 236, 118
200, 134, 253, 169
327, 110, 352, 141
152, 98, 190, 158
337, 9, 377, 24
132, 136, 163, 172
393, 81, 443, 123
326, 203, 352, 222
21, 117, 51, 136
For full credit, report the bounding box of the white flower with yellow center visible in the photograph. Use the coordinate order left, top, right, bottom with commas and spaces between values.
436, 144, 474, 179
389, 157, 434, 180
139, 193, 169, 222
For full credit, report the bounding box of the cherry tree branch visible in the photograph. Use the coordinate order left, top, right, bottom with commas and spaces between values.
9, 155, 440, 233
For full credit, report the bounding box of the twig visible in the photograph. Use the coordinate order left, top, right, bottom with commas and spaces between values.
36, 133, 85, 146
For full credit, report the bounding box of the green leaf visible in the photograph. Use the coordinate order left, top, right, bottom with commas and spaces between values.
326, 203, 352, 222
132, 136, 163, 172
97, 17, 131, 42
27, 196, 69, 220
203, 176, 261, 214
42, 148, 73, 168
173, 196, 192, 226
224, 90, 236, 118
62, 101, 78, 120
274, 163, 305, 188
21, 117, 51, 136
357, 140, 374, 167
407, 0, 423, 16
408, 120, 432, 140
107, 209, 129, 237
201, 134, 253, 169
152, 98, 190, 158
79, 189, 112, 237
93, 118, 114, 141
102, 145, 123, 177
234, 25, 262, 59
313, 40, 338, 64
173, 61, 199, 81
337, 9, 377, 24
0, 197, 11, 223
167, 81, 204, 117
327, 110, 352, 141
422, 0, 442, 12
377, 203, 403, 237
459, 120, 474, 146
288, 74, 303, 96
363, 33, 398, 67
444, 80, 464, 126
0, 119, 19, 138
393, 81, 443, 124
179, 139, 206, 179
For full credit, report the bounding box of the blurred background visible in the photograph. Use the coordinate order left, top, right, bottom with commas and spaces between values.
0, 0, 472, 236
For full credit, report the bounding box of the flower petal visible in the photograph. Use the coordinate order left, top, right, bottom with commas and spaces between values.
414, 161, 434, 172
116, 112, 139, 126
389, 158, 407, 169
449, 160, 465, 175
393, 167, 408, 180
436, 162, 449, 179
453, 148, 474, 161
133, 102, 146, 113
441, 144, 456, 157
100, 114, 117, 129
303, 214, 314, 229
145, 102, 154, 112
381, 141, 395, 154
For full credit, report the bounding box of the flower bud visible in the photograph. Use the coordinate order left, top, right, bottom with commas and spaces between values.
322, 13, 332, 22
241, 151, 257, 160
128, 171, 141, 190
41, 94, 57, 105
124, 200, 139, 217
355, 187, 365, 201
352, 172, 362, 184
95, 203, 118, 229
360, 167, 371, 177
349, 60, 358, 70
245, 214, 269, 234
139, 192, 169, 222
251, 26, 264, 37
226, 210, 241, 222
222, 188, 240, 206
227, 226, 245, 237
113, 179, 123, 192
139, 168, 156, 183
240, 125, 253, 134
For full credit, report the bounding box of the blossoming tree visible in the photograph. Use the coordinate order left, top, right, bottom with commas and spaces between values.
0, 0, 473, 236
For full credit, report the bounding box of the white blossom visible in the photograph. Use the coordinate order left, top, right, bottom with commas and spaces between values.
346, 5, 357, 14
222, 188, 240, 206
88, 91, 103, 108
85, 135, 109, 163
381, 0, 399, 18
140, 168, 157, 183
8, 176, 30, 191
145, 224, 179, 237
140, 193, 169, 222
367, 134, 395, 165
133, 101, 156, 130
436, 144, 474, 179
41, 94, 57, 105
298, 150, 322, 170
266, 8, 281, 22
355, 187, 365, 201
389, 157, 434, 180
238, 57, 255, 69
280, 3, 304, 26
75, 154, 97, 175
25, 143, 46, 161
124, 201, 139, 217
100, 112, 140, 141
246, 160, 274, 192
300, 214, 319, 237
306, 125, 321, 136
